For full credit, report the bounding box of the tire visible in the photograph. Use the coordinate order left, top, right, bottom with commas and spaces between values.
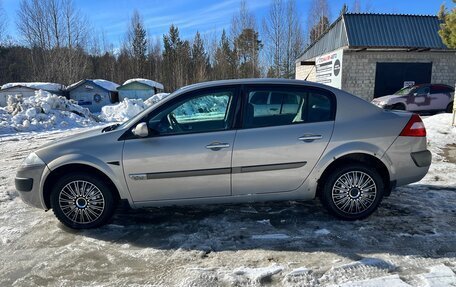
391, 103, 405, 111
320, 164, 384, 220
446, 102, 453, 113
50, 172, 116, 229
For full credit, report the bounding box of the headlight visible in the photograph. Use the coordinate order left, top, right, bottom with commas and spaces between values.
20, 152, 45, 168
372, 100, 386, 107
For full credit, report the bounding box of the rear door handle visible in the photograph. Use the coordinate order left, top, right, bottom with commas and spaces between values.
298, 134, 322, 142
206, 142, 230, 150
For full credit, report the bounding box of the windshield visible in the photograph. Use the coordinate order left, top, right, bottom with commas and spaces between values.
394, 86, 414, 95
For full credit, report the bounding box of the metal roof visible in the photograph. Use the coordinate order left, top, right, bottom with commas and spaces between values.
298, 13, 448, 61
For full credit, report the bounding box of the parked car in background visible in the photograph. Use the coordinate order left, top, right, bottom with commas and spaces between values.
371, 84, 454, 113
15, 79, 431, 229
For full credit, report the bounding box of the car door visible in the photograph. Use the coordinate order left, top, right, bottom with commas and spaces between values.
122, 86, 239, 203
430, 85, 452, 111
232, 85, 335, 195
409, 86, 431, 111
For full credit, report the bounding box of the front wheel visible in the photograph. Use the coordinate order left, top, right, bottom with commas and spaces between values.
50, 173, 116, 229
320, 164, 384, 220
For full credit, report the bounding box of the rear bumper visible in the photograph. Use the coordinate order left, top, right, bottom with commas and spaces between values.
383, 137, 431, 187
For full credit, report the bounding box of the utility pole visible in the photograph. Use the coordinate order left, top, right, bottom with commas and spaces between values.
453, 82, 456, 126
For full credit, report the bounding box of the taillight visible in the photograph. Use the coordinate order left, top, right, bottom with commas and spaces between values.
400, 114, 426, 137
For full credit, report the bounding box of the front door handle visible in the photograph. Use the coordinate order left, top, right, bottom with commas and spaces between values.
298, 134, 322, 142
206, 142, 230, 150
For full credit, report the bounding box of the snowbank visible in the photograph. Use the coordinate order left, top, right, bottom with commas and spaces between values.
100, 93, 169, 122
100, 98, 149, 122
0, 90, 99, 135
1, 82, 64, 92
423, 113, 456, 154
123, 78, 164, 90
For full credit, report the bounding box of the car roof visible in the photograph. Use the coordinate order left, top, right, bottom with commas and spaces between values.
175, 78, 334, 93
412, 83, 453, 89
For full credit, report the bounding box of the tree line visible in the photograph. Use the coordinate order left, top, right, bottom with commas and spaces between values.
0, 0, 367, 92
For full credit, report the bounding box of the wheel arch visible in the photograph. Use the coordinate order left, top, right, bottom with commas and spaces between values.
315, 153, 392, 198
43, 163, 122, 210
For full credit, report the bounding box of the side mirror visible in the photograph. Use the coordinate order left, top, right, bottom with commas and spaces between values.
132, 122, 149, 137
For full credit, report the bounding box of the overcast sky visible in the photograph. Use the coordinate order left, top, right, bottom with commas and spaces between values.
1, 0, 449, 45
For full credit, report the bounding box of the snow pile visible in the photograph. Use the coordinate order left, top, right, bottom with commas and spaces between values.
100, 98, 149, 122
100, 93, 170, 122
1, 82, 64, 92
420, 113, 456, 185
423, 113, 456, 156
147, 92, 170, 104
0, 90, 98, 134
123, 78, 164, 90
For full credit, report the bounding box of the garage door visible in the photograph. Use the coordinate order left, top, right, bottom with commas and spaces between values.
374, 62, 432, 98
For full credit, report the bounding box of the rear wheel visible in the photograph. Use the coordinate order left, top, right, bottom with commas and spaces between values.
320, 164, 384, 220
50, 173, 116, 229
446, 102, 453, 113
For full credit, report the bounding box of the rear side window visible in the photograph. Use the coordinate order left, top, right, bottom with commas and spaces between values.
243, 86, 335, 129
431, 85, 454, 94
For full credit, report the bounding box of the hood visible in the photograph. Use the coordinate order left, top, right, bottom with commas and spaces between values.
35, 125, 126, 165
37, 127, 104, 151
372, 94, 401, 103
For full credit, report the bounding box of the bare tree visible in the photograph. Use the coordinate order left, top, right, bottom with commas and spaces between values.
263, 0, 284, 77
307, 0, 330, 45
263, 0, 304, 78
283, 0, 304, 78
231, 1, 262, 78
17, 0, 90, 84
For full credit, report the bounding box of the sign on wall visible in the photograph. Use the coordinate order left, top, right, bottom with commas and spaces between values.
315, 49, 343, 89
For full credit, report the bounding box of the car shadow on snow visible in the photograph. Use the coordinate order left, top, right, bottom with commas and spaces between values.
75, 184, 456, 259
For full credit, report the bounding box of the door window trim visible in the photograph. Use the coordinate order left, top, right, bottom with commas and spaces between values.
120, 85, 241, 140
239, 84, 337, 130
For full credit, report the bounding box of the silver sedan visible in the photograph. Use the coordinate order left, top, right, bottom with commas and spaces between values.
15, 79, 431, 229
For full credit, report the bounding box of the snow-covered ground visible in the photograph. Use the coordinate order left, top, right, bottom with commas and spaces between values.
0, 113, 455, 286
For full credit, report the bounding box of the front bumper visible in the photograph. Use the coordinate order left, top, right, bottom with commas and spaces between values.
15, 164, 49, 209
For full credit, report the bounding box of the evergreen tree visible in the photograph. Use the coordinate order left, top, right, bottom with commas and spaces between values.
191, 31, 208, 83
234, 28, 262, 78
213, 29, 237, 80
438, 1, 456, 49
129, 10, 147, 76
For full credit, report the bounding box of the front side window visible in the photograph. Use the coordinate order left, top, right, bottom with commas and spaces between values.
414, 86, 430, 96
148, 89, 234, 135
243, 86, 334, 129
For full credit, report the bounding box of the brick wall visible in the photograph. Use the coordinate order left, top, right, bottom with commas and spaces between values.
342, 50, 456, 101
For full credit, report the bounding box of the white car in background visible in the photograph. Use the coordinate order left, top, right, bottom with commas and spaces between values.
372, 84, 454, 113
